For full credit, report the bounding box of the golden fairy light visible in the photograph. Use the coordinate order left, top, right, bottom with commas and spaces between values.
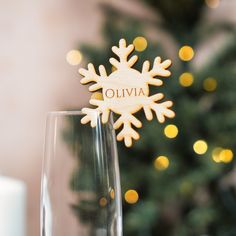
205, 0, 220, 9
66, 49, 82, 65
110, 189, 115, 200
124, 189, 139, 204
212, 148, 234, 163
99, 197, 108, 207
212, 147, 223, 163
193, 140, 208, 155
220, 149, 234, 163
133, 36, 148, 52
164, 124, 179, 138
203, 78, 217, 92
179, 72, 194, 87
178, 45, 195, 61
91, 92, 103, 100
154, 156, 170, 170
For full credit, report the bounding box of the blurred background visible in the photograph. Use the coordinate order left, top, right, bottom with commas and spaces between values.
1, 0, 236, 235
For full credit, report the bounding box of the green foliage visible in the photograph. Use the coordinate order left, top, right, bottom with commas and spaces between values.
143, 0, 205, 40
72, 0, 236, 235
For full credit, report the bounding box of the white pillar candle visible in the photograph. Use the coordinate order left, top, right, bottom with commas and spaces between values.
0, 176, 26, 236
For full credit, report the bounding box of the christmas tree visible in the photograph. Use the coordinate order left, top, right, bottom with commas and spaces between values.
69, 0, 236, 235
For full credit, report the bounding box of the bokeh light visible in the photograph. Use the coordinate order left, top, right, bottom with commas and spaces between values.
110, 189, 115, 200
212, 147, 223, 163
178, 45, 195, 61
203, 77, 217, 92
205, 0, 220, 9
91, 92, 103, 100
220, 149, 234, 163
164, 124, 179, 138
66, 49, 82, 65
133, 36, 148, 52
193, 140, 208, 155
179, 72, 194, 87
154, 156, 170, 170
99, 197, 107, 207
212, 148, 234, 163
125, 190, 139, 204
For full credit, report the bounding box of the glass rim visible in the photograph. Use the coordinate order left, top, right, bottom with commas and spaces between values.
47, 110, 115, 126
47, 110, 104, 117
48, 110, 83, 116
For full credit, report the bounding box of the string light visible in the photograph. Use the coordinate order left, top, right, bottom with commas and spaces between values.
133, 36, 148, 52
154, 156, 170, 170
220, 149, 234, 163
164, 124, 179, 138
179, 72, 194, 87
110, 189, 115, 200
212, 148, 234, 163
193, 140, 208, 155
205, 0, 220, 9
99, 197, 107, 207
125, 190, 139, 204
212, 147, 223, 163
66, 49, 82, 65
203, 77, 217, 92
178, 45, 195, 61
91, 92, 103, 100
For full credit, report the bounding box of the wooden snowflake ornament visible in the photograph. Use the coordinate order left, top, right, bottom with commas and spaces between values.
79, 39, 175, 147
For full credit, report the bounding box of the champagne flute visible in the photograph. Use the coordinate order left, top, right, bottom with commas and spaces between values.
41, 111, 122, 236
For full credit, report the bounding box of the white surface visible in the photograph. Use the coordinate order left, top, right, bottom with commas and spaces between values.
0, 176, 26, 236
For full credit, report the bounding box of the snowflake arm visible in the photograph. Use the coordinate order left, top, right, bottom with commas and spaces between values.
81, 98, 111, 126
142, 57, 172, 87
89, 99, 110, 123
113, 113, 142, 147
81, 108, 99, 127
79, 64, 108, 92
142, 93, 175, 122
109, 39, 138, 69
